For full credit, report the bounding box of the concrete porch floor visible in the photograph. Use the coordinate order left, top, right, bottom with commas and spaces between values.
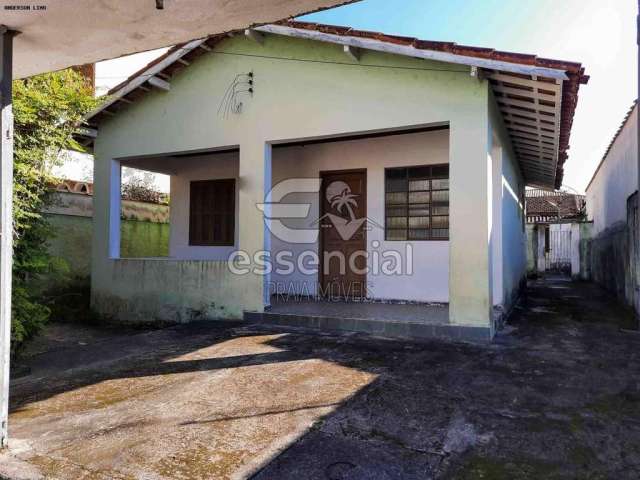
268, 297, 449, 323
2, 277, 640, 479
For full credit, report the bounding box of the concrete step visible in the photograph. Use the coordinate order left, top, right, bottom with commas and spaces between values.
244, 311, 492, 343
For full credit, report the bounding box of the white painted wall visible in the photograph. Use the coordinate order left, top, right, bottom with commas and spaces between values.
490, 94, 526, 309
270, 130, 449, 302
586, 104, 638, 234
168, 153, 240, 260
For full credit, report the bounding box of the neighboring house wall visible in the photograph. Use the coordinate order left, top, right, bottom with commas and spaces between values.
92, 33, 496, 328
44, 192, 169, 285
270, 129, 450, 303
587, 105, 638, 235
586, 103, 639, 314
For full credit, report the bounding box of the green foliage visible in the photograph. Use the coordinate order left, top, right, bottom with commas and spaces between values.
11, 69, 98, 354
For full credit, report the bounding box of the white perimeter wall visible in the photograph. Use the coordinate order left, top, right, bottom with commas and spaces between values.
271, 130, 450, 303
586, 104, 638, 235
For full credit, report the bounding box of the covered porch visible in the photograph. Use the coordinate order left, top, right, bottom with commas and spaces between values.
94, 123, 493, 341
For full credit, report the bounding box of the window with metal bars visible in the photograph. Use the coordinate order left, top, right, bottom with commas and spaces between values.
385, 164, 449, 241
189, 179, 235, 246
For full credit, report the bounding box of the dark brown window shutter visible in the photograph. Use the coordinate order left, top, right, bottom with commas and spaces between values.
189, 179, 235, 246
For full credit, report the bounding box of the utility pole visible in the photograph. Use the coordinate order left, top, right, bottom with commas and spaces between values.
0, 26, 15, 449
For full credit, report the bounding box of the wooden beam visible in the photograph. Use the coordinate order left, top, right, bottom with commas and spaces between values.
470, 66, 485, 80
244, 29, 265, 45
490, 72, 562, 93
83, 38, 205, 122
494, 84, 557, 103
497, 97, 557, 114
500, 105, 559, 127
148, 76, 170, 92
343, 45, 360, 62
77, 126, 98, 138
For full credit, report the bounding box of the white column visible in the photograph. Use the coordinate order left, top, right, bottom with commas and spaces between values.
570, 222, 580, 278
0, 26, 14, 448
448, 103, 492, 328
238, 140, 272, 311
108, 160, 121, 258
537, 226, 546, 272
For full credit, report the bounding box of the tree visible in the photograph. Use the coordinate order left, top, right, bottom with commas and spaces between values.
11, 69, 98, 353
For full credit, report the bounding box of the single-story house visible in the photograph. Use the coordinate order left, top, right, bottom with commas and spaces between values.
77, 21, 588, 342
585, 101, 639, 314
524, 188, 588, 277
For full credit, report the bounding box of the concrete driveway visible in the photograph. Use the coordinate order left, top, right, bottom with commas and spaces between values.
2, 276, 640, 479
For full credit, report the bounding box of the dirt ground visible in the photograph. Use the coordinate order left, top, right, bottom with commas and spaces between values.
1, 276, 640, 479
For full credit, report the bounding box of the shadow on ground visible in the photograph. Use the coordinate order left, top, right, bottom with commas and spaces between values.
3, 276, 640, 479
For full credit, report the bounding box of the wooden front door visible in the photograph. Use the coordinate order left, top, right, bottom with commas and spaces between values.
319, 169, 367, 299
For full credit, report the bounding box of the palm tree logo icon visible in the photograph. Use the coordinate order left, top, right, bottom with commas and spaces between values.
326, 181, 358, 221
312, 180, 381, 241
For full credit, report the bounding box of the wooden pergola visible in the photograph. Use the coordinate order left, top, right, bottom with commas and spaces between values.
0, 0, 349, 449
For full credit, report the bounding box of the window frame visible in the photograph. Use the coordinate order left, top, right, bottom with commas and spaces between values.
188, 178, 236, 247
384, 163, 450, 241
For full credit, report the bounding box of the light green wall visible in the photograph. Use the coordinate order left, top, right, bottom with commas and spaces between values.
46, 214, 169, 281
120, 220, 169, 258
92, 32, 494, 327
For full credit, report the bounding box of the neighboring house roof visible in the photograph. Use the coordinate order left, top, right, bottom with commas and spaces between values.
78, 20, 589, 190
53, 179, 94, 196
585, 100, 638, 192
525, 188, 585, 223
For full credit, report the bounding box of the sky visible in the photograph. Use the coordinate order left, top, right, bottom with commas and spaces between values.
92, 0, 637, 194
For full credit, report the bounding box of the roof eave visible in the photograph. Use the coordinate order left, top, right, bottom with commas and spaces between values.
254, 24, 570, 81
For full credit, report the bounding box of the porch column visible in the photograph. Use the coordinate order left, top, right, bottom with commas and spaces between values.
108, 160, 121, 258
536, 226, 546, 272
449, 111, 493, 330
0, 26, 14, 448
238, 140, 272, 311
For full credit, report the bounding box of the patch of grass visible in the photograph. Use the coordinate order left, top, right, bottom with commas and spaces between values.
588, 391, 640, 419
568, 445, 595, 468
568, 413, 584, 434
